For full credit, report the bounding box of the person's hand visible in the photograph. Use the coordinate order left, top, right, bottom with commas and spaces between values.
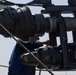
42, 40, 50, 45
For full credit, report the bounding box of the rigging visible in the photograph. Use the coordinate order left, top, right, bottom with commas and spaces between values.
0, 0, 76, 75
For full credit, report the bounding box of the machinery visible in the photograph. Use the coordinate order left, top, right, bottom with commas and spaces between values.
1, 0, 76, 75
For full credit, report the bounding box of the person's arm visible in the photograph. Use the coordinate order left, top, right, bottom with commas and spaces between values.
41, 40, 50, 45
30, 40, 53, 49
30, 42, 43, 49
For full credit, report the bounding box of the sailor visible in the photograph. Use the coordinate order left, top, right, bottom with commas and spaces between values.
8, 34, 43, 75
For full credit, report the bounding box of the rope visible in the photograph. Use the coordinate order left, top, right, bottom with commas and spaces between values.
0, 65, 8, 68
0, 23, 54, 75
39, 69, 42, 75
0, 65, 47, 72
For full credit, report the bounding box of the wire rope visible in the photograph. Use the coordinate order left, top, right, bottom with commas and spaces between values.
0, 23, 54, 75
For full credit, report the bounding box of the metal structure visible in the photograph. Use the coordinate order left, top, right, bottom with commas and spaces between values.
1, 0, 76, 75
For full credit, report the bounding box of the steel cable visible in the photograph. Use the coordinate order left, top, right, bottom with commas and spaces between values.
0, 65, 47, 72
0, 23, 54, 75
39, 69, 42, 75
0, 65, 8, 68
